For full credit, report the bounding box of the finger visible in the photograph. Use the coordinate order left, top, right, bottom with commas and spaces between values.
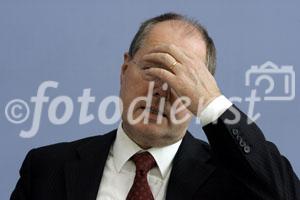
197, 61, 216, 82
144, 67, 177, 89
170, 88, 179, 98
143, 53, 180, 74
149, 44, 189, 63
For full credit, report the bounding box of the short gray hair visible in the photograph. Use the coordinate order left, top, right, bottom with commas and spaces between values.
128, 12, 217, 75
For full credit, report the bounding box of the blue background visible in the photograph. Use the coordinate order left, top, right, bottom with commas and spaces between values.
1, 1, 299, 199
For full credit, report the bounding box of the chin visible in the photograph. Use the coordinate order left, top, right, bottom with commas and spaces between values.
125, 121, 185, 148
135, 120, 169, 137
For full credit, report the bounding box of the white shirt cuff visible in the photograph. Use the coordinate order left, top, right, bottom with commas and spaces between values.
198, 95, 233, 126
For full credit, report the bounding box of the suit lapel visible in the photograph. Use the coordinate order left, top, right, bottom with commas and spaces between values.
64, 130, 116, 200
166, 132, 216, 200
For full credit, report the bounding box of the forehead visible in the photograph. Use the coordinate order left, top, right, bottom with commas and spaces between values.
141, 20, 207, 60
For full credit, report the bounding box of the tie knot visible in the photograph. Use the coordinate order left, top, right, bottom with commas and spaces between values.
132, 152, 156, 173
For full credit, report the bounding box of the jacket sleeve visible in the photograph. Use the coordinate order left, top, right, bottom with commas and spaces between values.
10, 150, 34, 200
203, 104, 300, 200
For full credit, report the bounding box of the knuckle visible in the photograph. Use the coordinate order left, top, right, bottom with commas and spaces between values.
165, 44, 173, 52
159, 69, 165, 76
169, 44, 176, 50
161, 54, 168, 62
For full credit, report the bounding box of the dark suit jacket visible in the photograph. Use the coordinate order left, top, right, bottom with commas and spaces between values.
11, 105, 300, 200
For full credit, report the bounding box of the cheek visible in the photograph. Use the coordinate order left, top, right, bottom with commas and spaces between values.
127, 79, 149, 97
169, 95, 193, 121
121, 71, 149, 105
175, 108, 192, 120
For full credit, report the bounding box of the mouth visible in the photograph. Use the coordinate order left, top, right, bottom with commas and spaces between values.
140, 106, 168, 118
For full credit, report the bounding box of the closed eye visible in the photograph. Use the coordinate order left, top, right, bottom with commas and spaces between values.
142, 63, 162, 70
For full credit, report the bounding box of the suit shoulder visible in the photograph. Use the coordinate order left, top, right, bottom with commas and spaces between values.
185, 132, 211, 154
28, 131, 115, 165
193, 137, 211, 153
32, 135, 95, 154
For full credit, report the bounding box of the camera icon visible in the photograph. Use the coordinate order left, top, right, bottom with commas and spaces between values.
245, 61, 295, 101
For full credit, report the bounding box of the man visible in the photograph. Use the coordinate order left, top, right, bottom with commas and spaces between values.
11, 12, 300, 200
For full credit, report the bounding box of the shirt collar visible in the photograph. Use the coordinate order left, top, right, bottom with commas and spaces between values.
112, 122, 182, 178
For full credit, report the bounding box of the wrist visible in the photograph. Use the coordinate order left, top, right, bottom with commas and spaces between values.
197, 95, 232, 126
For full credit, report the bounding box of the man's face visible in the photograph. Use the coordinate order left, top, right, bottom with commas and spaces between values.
120, 20, 207, 148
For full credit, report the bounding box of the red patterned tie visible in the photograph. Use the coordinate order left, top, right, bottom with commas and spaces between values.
126, 152, 157, 200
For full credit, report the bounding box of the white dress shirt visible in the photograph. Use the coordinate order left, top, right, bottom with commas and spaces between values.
96, 95, 232, 200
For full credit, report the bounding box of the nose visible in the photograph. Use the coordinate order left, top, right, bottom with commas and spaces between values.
153, 80, 169, 98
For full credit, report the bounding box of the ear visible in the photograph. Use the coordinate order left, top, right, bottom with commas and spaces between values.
120, 52, 131, 85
